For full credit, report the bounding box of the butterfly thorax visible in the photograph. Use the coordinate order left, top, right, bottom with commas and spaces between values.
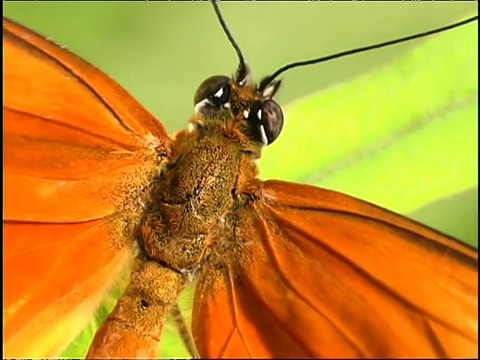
137, 69, 283, 277
138, 116, 260, 277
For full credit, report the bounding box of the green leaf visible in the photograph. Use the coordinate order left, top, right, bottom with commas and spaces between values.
259, 19, 478, 246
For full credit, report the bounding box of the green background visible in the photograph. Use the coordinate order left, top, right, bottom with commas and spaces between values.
4, 2, 477, 129
4, 2, 478, 358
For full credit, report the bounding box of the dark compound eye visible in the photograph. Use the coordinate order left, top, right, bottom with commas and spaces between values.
247, 100, 284, 145
194, 75, 231, 113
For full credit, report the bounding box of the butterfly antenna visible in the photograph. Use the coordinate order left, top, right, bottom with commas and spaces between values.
260, 15, 478, 91
212, 0, 250, 83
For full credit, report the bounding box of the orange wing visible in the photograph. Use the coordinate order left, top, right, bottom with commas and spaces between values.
3, 18, 171, 357
193, 180, 478, 358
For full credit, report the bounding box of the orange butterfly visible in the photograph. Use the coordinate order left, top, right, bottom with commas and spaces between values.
3, 4, 478, 359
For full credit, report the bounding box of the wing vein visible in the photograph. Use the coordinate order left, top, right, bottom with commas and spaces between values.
270, 206, 475, 339
253, 205, 366, 356
5, 107, 138, 151
5, 28, 135, 135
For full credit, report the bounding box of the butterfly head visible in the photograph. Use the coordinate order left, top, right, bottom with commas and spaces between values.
192, 62, 284, 147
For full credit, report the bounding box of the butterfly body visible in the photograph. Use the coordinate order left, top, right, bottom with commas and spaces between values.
86, 74, 270, 357
3, 12, 478, 360
139, 109, 259, 273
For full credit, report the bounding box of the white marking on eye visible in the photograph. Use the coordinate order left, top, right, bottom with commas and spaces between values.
257, 109, 262, 120
188, 123, 196, 132
224, 102, 231, 109
194, 98, 212, 114
214, 87, 224, 99
259, 125, 268, 145
243, 109, 250, 119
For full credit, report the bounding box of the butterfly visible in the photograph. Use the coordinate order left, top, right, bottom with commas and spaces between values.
3, 2, 478, 358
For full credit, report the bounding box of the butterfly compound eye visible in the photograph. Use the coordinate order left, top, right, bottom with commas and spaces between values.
194, 75, 232, 114
248, 99, 284, 145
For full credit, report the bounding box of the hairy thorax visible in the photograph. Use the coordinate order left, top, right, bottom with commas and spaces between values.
138, 123, 259, 275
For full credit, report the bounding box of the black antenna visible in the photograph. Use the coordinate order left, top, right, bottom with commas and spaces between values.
211, 0, 249, 83
260, 15, 478, 91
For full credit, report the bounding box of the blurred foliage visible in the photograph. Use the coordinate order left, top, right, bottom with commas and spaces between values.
260, 22, 478, 247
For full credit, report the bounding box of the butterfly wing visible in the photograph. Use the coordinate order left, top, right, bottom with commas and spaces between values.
4, 18, 171, 357
192, 180, 478, 358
